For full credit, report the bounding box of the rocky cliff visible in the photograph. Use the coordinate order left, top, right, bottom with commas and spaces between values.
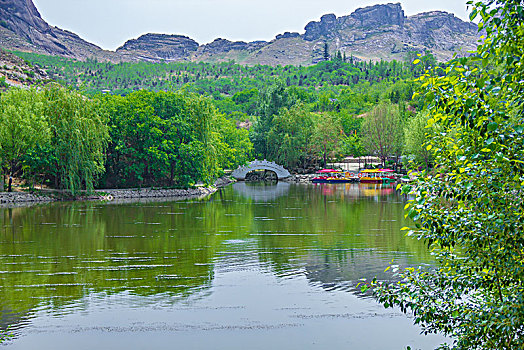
0, 0, 480, 65
115, 2, 479, 65
0, 0, 121, 61
116, 34, 199, 62
294, 3, 478, 63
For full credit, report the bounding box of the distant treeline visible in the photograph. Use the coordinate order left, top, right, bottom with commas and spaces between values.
16, 51, 431, 97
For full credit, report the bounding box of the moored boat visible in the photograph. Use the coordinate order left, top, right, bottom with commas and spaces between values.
358, 169, 397, 184
312, 170, 359, 183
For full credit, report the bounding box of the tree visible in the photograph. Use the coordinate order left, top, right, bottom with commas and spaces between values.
323, 42, 330, 61
251, 80, 293, 159
310, 113, 344, 167
343, 134, 366, 168
42, 85, 109, 194
368, 1, 524, 349
0, 89, 49, 184
403, 112, 434, 170
100, 90, 243, 188
210, 112, 253, 171
266, 104, 313, 169
361, 101, 404, 166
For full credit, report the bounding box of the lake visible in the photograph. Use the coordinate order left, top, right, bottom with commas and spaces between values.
0, 183, 445, 349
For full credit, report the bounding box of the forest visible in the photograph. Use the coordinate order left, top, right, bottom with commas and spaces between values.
0, 50, 437, 193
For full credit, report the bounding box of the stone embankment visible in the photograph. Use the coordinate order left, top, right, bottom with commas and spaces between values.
0, 176, 240, 205
0, 186, 219, 205
0, 191, 55, 204
95, 187, 216, 200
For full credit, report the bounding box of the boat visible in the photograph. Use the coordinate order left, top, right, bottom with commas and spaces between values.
358, 169, 397, 184
378, 168, 397, 184
312, 170, 359, 183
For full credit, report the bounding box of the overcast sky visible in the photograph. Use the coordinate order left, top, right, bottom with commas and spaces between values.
32, 0, 472, 51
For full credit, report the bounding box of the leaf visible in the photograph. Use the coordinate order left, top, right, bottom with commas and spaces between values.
487, 122, 498, 131
469, 8, 478, 21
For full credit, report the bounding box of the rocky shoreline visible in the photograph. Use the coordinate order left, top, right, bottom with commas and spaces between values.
0, 176, 238, 206
0, 187, 217, 205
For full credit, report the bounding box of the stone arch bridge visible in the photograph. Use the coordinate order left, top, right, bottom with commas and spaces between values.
231, 160, 291, 181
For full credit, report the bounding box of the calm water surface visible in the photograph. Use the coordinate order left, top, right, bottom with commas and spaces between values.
0, 183, 445, 349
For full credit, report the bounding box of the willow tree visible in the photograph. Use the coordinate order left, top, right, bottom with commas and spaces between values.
368, 1, 524, 349
42, 85, 108, 194
361, 101, 404, 166
0, 88, 49, 189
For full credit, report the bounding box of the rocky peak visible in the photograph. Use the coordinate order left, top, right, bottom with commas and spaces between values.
201, 38, 247, 54
304, 13, 338, 41
304, 3, 406, 41
275, 32, 300, 40
116, 34, 199, 62
407, 11, 477, 33
199, 38, 268, 56
350, 3, 405, 28
0, 0, 48, 33
0, 0, 72, 55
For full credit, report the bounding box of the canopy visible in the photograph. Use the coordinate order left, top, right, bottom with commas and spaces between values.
317, 169, 337, 173
361, 169, 380, 173
379, 168, 395, 172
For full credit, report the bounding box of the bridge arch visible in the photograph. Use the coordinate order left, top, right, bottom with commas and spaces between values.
231, 160, 291, 180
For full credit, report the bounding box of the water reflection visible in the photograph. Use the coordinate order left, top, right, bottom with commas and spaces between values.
232, 182, 290, 202
0, 183, 443, 349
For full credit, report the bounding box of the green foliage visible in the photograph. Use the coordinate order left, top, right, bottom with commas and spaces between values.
0, 86, 108, 194
0, 76, 8, 88
0, 88, 49, 176
361, 101, 404, 165
100, 90, 248, 188
42, 85, 109, 194
403, 112, 434, 169
372, 1, 524, 349
11, 44, 433, 173
342, 134, 366, 160
266, 104, 313, 169
251, 79, 295, 159
211, 112, 253, 171
310, 113, 345, 167
323, 42, 330, 61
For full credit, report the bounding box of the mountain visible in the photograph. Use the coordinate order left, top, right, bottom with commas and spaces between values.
191, 3, 479, 65
0, 0, 480, 65
0, 0, 121, 61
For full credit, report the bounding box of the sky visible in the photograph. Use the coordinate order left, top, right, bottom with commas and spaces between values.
32, 0, 472, 51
